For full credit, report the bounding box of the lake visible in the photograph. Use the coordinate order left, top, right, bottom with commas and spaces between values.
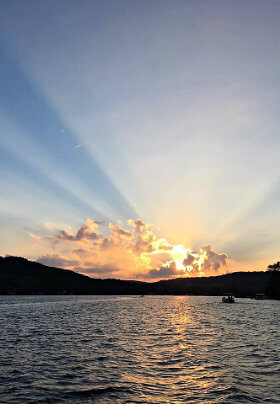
0, 295, 279, 403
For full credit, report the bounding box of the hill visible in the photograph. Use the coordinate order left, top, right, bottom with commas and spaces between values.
0, 256, 148, 295
0, 256, 271, 297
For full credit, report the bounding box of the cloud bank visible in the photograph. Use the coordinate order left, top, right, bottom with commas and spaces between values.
36, 218, 228, 279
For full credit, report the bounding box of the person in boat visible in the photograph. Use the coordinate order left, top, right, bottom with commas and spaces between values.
222, 293, 235, 303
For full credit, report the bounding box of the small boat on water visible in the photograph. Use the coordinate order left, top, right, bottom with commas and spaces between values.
222, 293, 235, 303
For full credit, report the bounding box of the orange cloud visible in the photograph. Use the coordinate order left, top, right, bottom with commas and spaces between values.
57, 219, 103, 242
36, 218, 228, 280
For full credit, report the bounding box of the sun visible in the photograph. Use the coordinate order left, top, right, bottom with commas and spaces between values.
169, 244, 188, 270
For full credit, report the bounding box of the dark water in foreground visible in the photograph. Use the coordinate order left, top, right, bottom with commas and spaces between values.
0, 295, 279, 404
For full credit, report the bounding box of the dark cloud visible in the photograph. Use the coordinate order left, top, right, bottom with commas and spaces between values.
201, 245, 227, 272
57, 219, 101, 242
75, 264, 120, 276
146, 261, 184, 279
183, 254, 195, 266
57, 230, 76, 241
75, 224, 100, 241
72, 248, 90, 258
37, 253, 79, 268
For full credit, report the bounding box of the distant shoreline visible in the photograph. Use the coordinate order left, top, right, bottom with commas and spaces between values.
1, 255, 277, 298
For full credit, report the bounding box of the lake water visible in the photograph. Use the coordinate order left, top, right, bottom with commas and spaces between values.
0, 295, 279, 403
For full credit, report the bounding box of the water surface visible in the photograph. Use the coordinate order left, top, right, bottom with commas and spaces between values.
0, 295, 279, 403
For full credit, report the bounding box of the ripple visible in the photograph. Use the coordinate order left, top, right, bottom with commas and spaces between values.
0, 295, 279, 404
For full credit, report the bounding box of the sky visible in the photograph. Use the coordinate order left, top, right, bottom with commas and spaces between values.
0, 0, 280, 280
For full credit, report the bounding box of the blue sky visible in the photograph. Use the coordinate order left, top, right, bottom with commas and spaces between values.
0, 0, 280, 276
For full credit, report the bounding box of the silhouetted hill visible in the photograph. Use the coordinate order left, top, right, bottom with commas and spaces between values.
0, 256, 271, 297
153, 271, 269, 297
0, 256, 148, 295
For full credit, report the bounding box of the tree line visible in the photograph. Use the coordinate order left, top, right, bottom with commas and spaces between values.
266, 261, 280, 299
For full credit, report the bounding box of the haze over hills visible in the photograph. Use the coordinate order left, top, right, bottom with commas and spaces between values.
0, 256, 277, 298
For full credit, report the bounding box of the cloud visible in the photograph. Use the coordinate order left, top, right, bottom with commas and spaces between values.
72, 248, 90, 258
147, 261, 178, 278
75, 223, 100, 241
129, 218, 146, 234
57, 230, 76, 241
109, 223, 133, 240
99, 223, 133, 250
183, 254, 196, 266
37, 253, 79, 268
128, 218, 158, 254
35, 218, 228, 279
57, 219, 102, 242
145, 261, 186, 279
77, 264, 120, 276
200, 245, 227, 272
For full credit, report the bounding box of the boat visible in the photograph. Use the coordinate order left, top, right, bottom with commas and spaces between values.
222, 293, 235, 303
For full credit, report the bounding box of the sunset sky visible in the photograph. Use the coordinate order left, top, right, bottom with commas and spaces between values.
1, 0, 280, 279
